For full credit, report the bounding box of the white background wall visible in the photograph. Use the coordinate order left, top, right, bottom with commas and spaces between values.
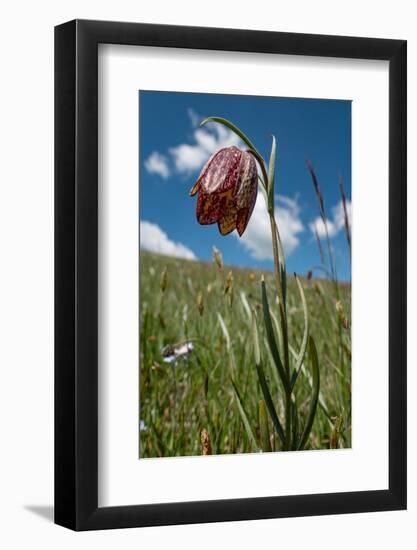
0, 1, 415, 548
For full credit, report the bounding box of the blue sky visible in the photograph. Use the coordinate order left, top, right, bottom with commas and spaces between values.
139, 91, 351, 281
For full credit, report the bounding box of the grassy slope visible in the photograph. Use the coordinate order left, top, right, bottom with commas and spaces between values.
140, 250, 351, 458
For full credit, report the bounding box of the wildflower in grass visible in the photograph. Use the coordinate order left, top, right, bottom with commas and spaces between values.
190, 146, 258, 236
188, 117, 321, 453
161, 341, 194, 364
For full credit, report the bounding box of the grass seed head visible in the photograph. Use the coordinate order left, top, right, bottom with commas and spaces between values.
197, 291, 204, 316
335, 300, 349, 329
200, 428, 212, 455
224, 270, 234, 307
213, 246, 223, 270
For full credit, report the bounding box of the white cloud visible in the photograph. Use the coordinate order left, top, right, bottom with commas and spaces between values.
310, 217, 338, 238
333, 198, 352, 230
237, 194, 304, 260
309, 199, 351, 239
169, 121, 243, 175
187, 108, 201, 128
140, 221, 196, 260
144, 151, 170, 179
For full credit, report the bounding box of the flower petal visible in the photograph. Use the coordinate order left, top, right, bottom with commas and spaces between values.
190, 151, 219, 196
218, 200, 238, 235
196, 192, 226, 225
235, 151, 258, 209
189, 179, 201, 196
236, 208, 250, 236
199, 147, 242, 195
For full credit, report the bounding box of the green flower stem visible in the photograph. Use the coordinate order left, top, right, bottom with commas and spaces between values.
256, 142, 292, 451
268, 212, 292, 450
268, 215, 282, 302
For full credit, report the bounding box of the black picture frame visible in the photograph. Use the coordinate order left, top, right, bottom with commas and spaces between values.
55, 19, 407, 531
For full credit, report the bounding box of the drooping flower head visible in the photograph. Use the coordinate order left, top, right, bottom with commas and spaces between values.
189, 146, 258, 236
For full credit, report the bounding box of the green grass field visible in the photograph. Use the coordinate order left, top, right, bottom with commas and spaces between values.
139, 250, 351, 458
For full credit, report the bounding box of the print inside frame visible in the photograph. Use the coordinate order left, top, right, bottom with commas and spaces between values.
138, 90, 352, 460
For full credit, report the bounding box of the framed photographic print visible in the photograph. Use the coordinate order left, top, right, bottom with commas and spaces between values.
55, 19, 407, 530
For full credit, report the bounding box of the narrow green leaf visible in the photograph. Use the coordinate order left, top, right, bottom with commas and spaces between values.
231, 378, 258, 451
267, 136, 277, 213
290, 275, 310, 391
291, 397, 299, 450
289, 343, 331, 422
267, 309, 284, 390
298, 336, 320, 450
255, 362, 286, 446
269, 309, 283, 357
251, 310, 261, 366
201, 116, 260, 157
258, 400, 272, 452
251, 310, 285, 446
261, 279, 290, 393
263, 336, 281, 393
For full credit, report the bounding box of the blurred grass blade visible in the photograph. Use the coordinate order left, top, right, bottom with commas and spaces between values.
270, 309, 283, 356
290, 275, 309, 391
307, 161, 326, 221
201, 116, 260, 158
251, 311, 261, 365
289, 344, 331, 422
231, 378, 258, 451
314, 225, 325, 265
217, 313, 231, 350
240, 291, 252, 321
261, 278, 289, 393
280, 263, 287, 307
298, 336, 320, 450
267, 135, 277, 213
258, 400, 272, 452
